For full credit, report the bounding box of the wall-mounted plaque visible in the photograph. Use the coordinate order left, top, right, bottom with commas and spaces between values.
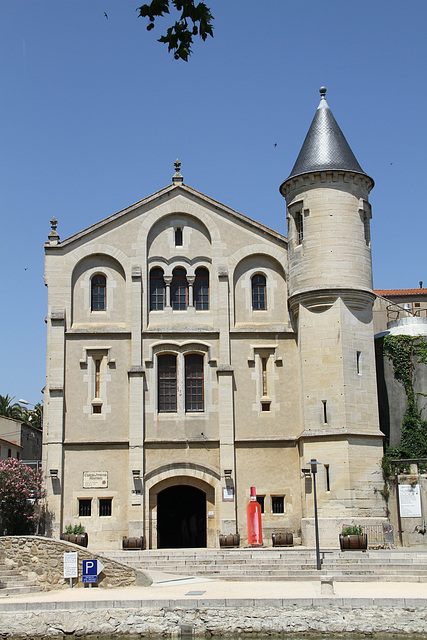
83, 471, 108, 489
399, 484, 422, 518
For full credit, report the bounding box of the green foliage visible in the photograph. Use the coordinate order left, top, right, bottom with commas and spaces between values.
21, 403, 43, 430
65, 523, 86, 535
0, 458, 44, 535
383, 335, 427, 460
0, 395, 24, 421
137, 0, 214, 60
341, 525, 363, 536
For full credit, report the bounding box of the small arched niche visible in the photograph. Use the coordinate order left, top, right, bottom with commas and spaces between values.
147, 214, 211, 261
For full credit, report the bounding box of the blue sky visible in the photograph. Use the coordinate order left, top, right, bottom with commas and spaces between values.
1, 0, 426, 406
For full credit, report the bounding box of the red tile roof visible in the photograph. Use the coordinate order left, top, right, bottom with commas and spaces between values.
375, 289, 427, 297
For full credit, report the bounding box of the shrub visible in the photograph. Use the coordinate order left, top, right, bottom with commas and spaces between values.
0, 458, 44, 535
341, 525, 363, 536
64, 523, 86, 535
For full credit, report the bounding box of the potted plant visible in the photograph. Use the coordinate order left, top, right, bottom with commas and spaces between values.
60, 523, 88, 547
339, 525, 367, 551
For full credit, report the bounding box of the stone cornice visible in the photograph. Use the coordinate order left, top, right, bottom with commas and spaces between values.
280, 169, 374, 202
288, 286, 376, 317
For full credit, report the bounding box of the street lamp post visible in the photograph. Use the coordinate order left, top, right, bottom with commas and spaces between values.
310, 458, 322, 570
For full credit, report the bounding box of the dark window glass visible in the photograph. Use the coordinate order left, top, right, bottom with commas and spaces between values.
150, 268, 165, 310
158, 354, 177, 412
185, 354, 204, 412
7, 449, 11, 458
272, 496, 284, 514
175, 227, 183, 246
79, 499, 91, 517
296, 212, 304, 245
172, 268, 188, 310
256, 496, 265, 513
91, 274, 106, 311
16, 452, 20, 460
252, 274, 266, 310
195, 268, 209, 310
99, 498, 112, 517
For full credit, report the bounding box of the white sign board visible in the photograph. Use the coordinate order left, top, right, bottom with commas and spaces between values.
399, 484, 422, 518
83, 471, 108, 489
63, 552, 78, 579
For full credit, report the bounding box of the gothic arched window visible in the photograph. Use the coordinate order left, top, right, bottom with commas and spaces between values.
195, 267, 209, 310
252, 274, 266, 310
150, 268, 165, 310
91, 274, 106, 311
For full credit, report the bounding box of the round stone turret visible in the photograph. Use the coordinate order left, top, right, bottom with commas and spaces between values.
281, 88, 374, 300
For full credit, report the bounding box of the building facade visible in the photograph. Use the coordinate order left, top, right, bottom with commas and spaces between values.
43, 89, 385, 549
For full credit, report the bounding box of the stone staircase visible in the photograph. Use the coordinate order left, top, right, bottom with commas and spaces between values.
102, 547, 427, 582
0, 556, 41, 596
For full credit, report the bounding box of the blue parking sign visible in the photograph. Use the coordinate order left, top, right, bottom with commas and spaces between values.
83, 559, 97, 576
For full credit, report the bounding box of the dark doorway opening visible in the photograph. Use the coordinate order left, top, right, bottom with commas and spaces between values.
157, 485, 207, 548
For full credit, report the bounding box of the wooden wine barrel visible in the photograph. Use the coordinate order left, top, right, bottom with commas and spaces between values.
60, 532, 89, 547
219, 534, 240, 548
272, 533, 293, 547
122, 536, 144, 550
339, 533, 368, 551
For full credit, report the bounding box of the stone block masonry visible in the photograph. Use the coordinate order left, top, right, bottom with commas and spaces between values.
0, 536, 151, 590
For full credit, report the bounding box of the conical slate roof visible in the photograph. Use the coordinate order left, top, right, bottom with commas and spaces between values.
285, 87, 368, 182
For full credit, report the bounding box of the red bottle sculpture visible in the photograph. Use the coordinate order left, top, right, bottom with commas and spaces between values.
247, 486, 262, 546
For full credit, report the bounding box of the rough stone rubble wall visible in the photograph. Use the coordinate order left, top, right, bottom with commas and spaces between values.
1, 603, 427, 637
0, 536, 151, 589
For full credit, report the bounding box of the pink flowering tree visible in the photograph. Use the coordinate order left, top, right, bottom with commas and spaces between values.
0, 459, 44, 535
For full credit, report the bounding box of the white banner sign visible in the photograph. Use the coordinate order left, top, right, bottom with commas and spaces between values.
399, 484, 422, 518
63, 552, 78, 579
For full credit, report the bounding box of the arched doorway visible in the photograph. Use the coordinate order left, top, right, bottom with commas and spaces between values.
157, 485, 207, 548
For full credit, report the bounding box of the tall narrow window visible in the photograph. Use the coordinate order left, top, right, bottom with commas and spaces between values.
93, 357, 102, 414
172, 268, 188, 310
322, 400, 328, 424
158, 354, 177, 412
175, 227, 183, 246
150, 268, 165, 310
356, 351, 362, 375
252, 274, 266, 310
91, 274, 106, 311
261, 357, 268, 396
195, 268, 209, 310
363, 214, 370, 246
325, 465, 330, 492
295, 212, 304, 245
185, 354, 204, 412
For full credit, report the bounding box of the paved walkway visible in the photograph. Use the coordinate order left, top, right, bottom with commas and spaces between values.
2, 571, 427, 608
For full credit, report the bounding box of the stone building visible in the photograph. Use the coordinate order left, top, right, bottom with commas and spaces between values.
0, 416, 41, 464
43, 88, 385, 550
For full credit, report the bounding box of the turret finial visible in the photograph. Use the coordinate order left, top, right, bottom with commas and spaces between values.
172, 158, 183, 185
319, 86, 327, 98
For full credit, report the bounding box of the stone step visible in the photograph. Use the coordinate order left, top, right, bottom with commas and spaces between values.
0, 585, 42, 597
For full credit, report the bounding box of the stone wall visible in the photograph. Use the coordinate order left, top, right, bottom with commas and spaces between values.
0, 536, 151, 589
1, 600, 427, 637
